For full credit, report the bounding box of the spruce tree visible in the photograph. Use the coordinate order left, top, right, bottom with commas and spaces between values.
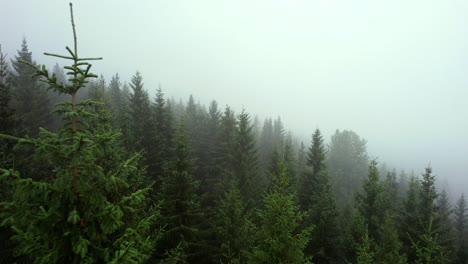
0, 42, 17, 264
233, 109, 261, 204
454, 194, 468, 264
127, 71, 160, 181
157, 122, 203, 262
356, 159, 384, 242
356, 230, 375, 264
376, 217, 407, 264
295, 142, 307, 185
299, 129, 340, 263
128, 71, 151, 152
434, 190, 455, 261
401, 174, 421, 263
0, 44, 15, 162
203, 100, 222, 206
411, 217, 448, 264
0, 4, 156, 262
108, 73, 122, 114
259, 118, 274, 174
327, 129, 368, 208
250, 160, 312, 264
150, 87, 175, 183
214, 180, 254, 263
10, 38, 51, 136
217, 106, 237, 185
419, 166, 438, 228
383, 170, 400, 213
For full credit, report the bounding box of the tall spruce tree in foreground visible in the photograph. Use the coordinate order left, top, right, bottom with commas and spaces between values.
0, 4, 157, 263
250, 160, 312, 264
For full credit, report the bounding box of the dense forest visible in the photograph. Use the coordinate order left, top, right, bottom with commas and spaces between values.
0, 4, 467, 264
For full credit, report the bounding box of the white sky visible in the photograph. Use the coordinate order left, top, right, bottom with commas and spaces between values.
2, 0, 468, 196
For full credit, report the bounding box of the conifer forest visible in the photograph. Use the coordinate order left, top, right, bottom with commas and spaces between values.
1, 2, 467, 264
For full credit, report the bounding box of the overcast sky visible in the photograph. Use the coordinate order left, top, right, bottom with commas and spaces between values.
2, 0, 468, 196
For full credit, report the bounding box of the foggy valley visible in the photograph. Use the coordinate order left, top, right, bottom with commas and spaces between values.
0, 1, 467, 263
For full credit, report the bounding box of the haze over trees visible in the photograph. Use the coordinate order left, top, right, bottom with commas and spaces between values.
0, 2, 467, 264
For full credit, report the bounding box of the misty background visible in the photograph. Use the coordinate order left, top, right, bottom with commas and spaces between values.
2, 0, 467, 197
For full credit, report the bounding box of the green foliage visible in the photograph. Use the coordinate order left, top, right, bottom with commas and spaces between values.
419, 166, 438, 228
376, 217, 407, 264
356, 230, 375, 264
434, 190, 455, 261
128, 71, 152, 151
401, 174, 421, 262
356, 159, 384, 242
411, 217, 449, 264
327, 129, 368, 208
217, 106, 237, 184
454, 194, 468, 264
9, 38, 52, 137
157, 122, 203, 262
299, 129, 340, 263
0, 44, 15, 135
214, 180, 254, 263
202, 100, 223, 206
233, 109, 261, 205
0, 4, 156, 263
250, 160, 312, 264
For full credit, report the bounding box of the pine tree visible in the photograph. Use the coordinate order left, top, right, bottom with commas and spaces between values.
250, 160, 312, 264
454, 194, 468, 264
272, 116, 286, 148
382, 169, 400, 217
157, 122, 203, 262
401, 174, 421, 263
203, 100, 222, 206
434, 190, 455, 261
419, 166, 438, 228
0, 42, 17, 264
127, 71, 161, 181
299, 129, 340, 263
108, 73, 122, 114
411, 217, 448, 264
214, 180, 254, 263
10, 38, 51, 136
376, 217, 407, 264
150, 87, 175, 183
0, 4, 157, 262
233, 109, 261, 205
128, 71, 151, 152
217, 106, 237, 185
0, 44, 15, 157
356, 159, 384, 242
356, 230, 375, 264
327, 129, 368, 208
283, 133, 297, 179
296, 142, 307, 185
259, 118, 274, 174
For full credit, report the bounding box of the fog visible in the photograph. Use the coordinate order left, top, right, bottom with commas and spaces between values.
2, 0, 468, 196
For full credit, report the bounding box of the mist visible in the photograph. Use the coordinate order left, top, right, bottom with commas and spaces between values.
2, 0, 468, 194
